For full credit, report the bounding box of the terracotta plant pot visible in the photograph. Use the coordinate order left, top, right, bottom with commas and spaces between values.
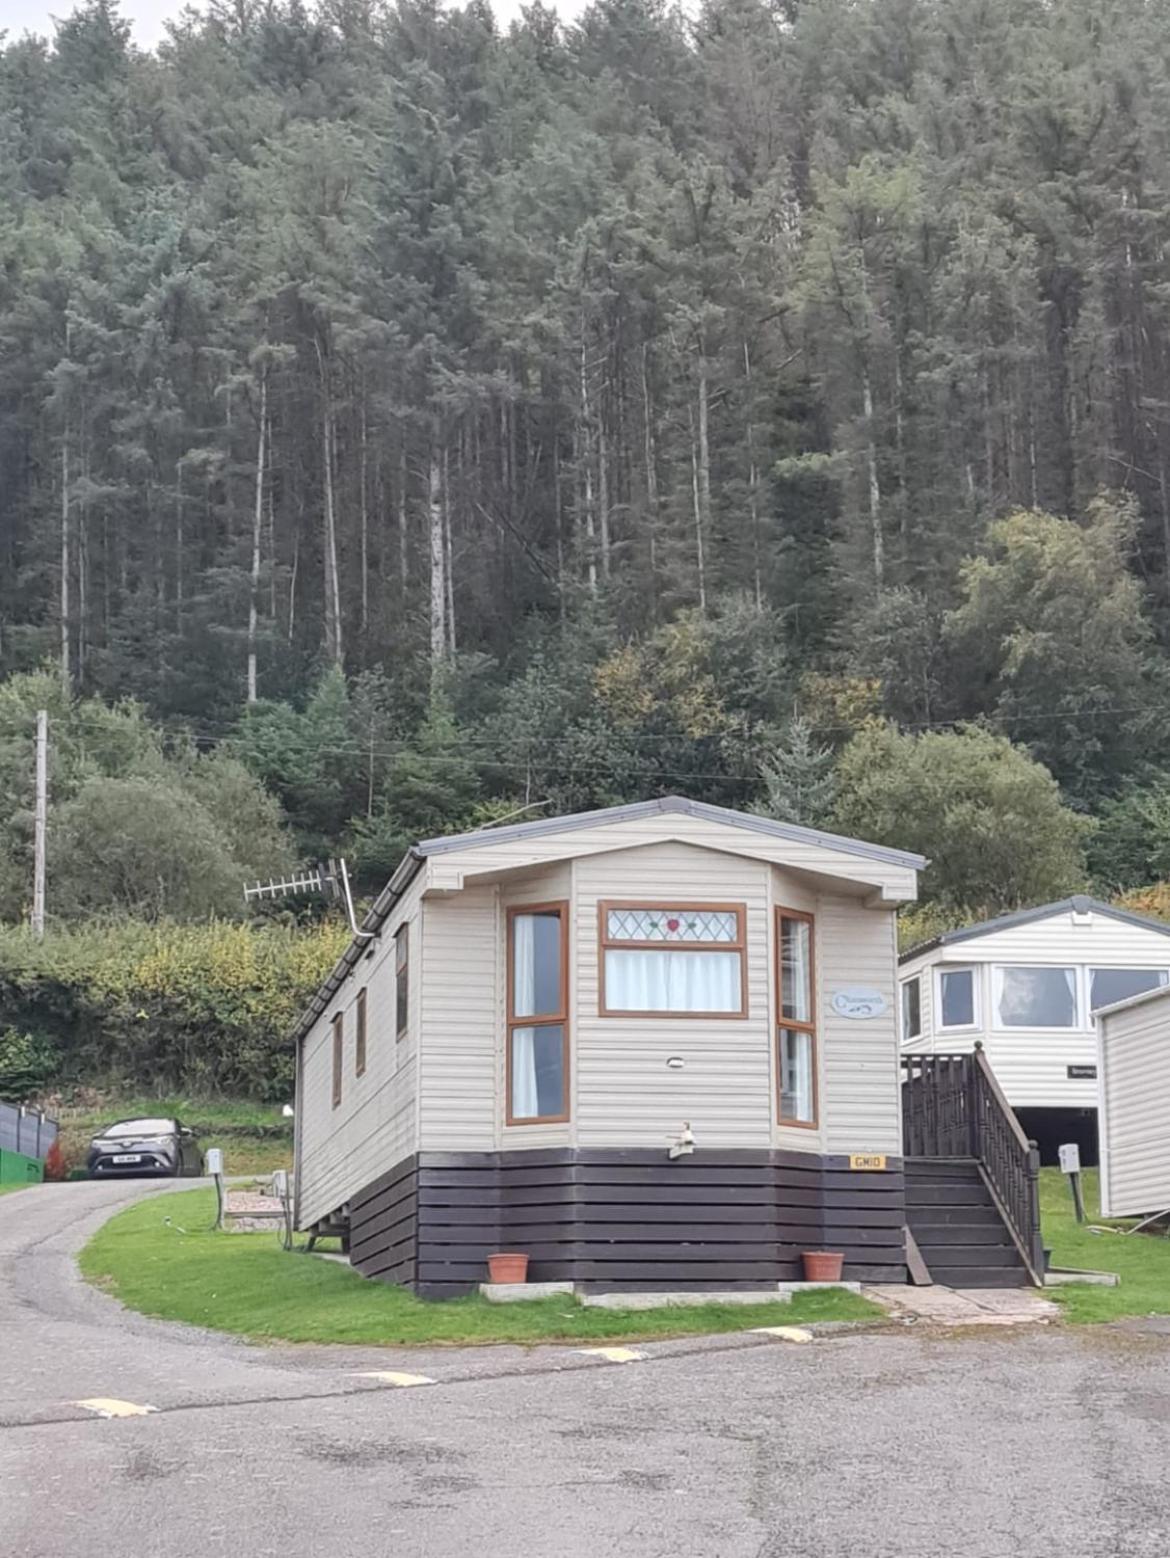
801, 1250, 845, 1283
487, 1252, 530, 1284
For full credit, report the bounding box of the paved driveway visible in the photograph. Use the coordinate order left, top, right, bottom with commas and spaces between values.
2, 1180, 1170, 1558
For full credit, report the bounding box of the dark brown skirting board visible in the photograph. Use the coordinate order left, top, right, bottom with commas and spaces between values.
342, 1147, 908, 1297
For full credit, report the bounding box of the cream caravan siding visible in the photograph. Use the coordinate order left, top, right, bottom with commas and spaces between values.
297, 877, 423, 1229
427, 810, 918, 902
1098, 988, 1170, 1218
818, 898, 903, 1154
947, 911, 1170, 966
417, 884, 499, 1151
415, 867, 573, 1152
574, 840, 773, 1148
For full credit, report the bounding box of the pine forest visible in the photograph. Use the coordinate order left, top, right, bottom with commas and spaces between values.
6, 0, 1170, 957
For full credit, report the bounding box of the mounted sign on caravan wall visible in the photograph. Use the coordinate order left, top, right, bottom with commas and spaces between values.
830, 987, 888, 1020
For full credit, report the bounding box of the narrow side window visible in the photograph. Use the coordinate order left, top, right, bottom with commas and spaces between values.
901, 977, 922, 1042
355, 988, 367, 1077
938, 967, 976, 1030
395, 925, 410, 1039
776, 908, 817, 1127
331, 1012, 343, 1109
507, 902, 569, 1125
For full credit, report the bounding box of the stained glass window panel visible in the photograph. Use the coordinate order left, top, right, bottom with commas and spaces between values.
605, 908, 739, 944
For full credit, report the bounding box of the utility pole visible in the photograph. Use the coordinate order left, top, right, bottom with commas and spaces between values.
32, 710, 47, 939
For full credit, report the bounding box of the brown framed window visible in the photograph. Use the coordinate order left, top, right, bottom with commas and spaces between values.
506, 902, 569, 1125
395, 924, 409, 1039
599, 902, 747, 1018
776, 907, 817, 1127
355, 988, 367, 1078
331, 1012, 343, 1109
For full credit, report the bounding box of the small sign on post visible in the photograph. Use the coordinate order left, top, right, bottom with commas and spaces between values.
1059, 1142, 1086, 1223
206, 1147, 225, 1230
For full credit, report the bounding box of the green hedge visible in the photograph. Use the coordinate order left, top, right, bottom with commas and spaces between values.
0, 920, 350, 1101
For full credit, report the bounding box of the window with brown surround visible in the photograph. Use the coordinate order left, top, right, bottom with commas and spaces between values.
331, 1012, 343, 1109
776, 907, 817, 1127
395, 924, 409, 1039
598, 902, 747, 1018
355, 988, 367, 1077
506, 902, 569, 1125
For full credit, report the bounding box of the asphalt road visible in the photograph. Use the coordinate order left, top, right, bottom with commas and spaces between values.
3, 1180, 1170, 1558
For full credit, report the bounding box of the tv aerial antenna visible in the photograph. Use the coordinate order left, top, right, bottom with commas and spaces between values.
243, 857, 372, 940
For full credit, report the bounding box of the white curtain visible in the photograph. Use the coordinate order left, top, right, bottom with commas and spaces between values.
605, 950, 740, 1012
511, 915, 540, 1116
782, 919, 811, 1022
993, 965, 1077, 1028
511, 1026, 539, 1118
513, 913, 537, 1017
782, 1030, 814, 1123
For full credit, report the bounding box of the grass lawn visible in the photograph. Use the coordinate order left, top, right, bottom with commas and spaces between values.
80, 1188, 881, 1347
58, 1096, 291, 1178
0, 1182, 36, 1196
1040, 1165, 1170, 1323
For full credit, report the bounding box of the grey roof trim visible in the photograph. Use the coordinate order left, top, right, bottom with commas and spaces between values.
288, 849, 425, 1049
416, 794, 926, 872
899, 896, 1170, 964
1094, 982, 1170, 1022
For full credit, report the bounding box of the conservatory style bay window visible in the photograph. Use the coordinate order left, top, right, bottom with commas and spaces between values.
599, 903, 747, 1017
777, 908, 817, 1127
1089, 967, 1169, 1012
507, 903, 569, 1125
993, 966, 1077, 1029
938, 967, 976, 1031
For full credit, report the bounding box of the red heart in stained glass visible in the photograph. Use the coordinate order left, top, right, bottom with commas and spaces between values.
666, 917, 680, 932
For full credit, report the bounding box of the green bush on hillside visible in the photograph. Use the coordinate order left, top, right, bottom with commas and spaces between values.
0, 1027, 58, 1101
0, 919, 349, 1100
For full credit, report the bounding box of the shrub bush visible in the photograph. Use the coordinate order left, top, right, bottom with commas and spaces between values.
0, 1028, 59, 1100
0, 919, 349, 1101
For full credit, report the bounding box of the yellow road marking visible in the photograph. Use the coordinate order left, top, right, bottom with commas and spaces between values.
575, 1347, 646, 1364
75, 1398, 158, 1418
750, 1326, 814, 1344
352, 1371, 435, 1387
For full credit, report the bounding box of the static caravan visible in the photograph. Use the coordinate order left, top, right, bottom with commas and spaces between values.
291, 796, 930, 1297
1097, 984, 1170, 1219
899, 897, 1170, 1163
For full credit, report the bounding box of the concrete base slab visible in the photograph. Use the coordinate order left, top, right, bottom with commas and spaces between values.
579, 1289, 788, 1311
479, 1281, 575, 1303
865, 1283, 1060, 1326
776, 1280, 862, 1297
1044, 1268, 1121, 1287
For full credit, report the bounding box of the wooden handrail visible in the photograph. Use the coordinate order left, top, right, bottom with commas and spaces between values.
971, 1043, 1032, 1154
901, 1047, 1045, 1287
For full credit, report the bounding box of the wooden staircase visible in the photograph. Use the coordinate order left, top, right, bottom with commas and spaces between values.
902, 1047, 1046, 1289
905, 1158, 1032, 1287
